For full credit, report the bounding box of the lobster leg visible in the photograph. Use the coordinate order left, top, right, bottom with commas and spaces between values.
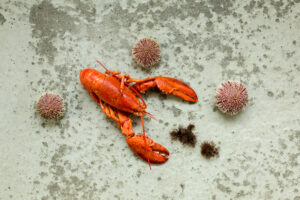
99, 100, 134, 137
98, 100, 169, 164
130, 77, 198, 102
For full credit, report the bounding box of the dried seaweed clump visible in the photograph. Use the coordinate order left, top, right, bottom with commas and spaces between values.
170, 124, 196, 147
200, 141, 219, 159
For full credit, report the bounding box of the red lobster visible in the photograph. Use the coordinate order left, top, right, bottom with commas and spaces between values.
80, 60, 198, 168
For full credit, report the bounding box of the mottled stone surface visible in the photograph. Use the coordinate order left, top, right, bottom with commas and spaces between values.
0, 0, 299, 199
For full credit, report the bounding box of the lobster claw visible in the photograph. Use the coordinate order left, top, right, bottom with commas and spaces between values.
132, 76, 198, 102
126, 135, 169, 164
156, 77, 198, 102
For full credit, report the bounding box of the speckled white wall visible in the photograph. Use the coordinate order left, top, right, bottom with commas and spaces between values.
0, 0, 299, 199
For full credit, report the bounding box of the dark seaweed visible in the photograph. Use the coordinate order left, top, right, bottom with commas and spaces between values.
200, 141, 219, 159
170, 124, 196, 147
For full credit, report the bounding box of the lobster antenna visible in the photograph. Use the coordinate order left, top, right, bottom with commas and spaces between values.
96, 60, 109, 71
140, 113, 151, 170
145, 112, 157, 121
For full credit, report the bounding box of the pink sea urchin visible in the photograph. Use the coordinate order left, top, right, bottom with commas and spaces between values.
215, 81, 248, 115
132, 38, 161, 68
36, 93, 65, 120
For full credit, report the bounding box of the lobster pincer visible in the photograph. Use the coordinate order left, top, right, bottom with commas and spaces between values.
97, 102, 168, 168
126, 135, 169, 164
129, 76, 198, 102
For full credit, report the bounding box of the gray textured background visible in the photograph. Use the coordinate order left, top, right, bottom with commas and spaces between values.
0, 0, 299, 199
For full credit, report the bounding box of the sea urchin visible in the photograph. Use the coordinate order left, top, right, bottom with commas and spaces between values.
36, 93, 65, 120
132, 38, 161, 68
215, 81, 248, 115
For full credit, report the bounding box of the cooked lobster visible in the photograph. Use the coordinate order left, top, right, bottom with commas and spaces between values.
80, 60, 198, 168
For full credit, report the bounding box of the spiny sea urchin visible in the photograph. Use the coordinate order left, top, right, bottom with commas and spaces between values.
200, 141, 219, 159
215, 81, 248, 115
36, 93, 65, 120
132, 38, 161, 68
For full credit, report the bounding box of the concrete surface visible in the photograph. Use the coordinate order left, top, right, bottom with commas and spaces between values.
0, 0, 299, 199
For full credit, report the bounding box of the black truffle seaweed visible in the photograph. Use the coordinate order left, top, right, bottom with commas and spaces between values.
200, 141, 219, 159
170, 124, 196, 147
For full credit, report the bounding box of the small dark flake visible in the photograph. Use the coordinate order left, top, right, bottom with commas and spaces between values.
170, 124, 196, 147
200, 141, 219, 159
0, 13, 6, 25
